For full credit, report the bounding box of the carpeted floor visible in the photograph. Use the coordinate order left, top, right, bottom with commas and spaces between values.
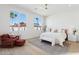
28, 38, 69, 55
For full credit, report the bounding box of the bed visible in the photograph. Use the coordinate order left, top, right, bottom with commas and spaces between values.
40, 32, 66, 46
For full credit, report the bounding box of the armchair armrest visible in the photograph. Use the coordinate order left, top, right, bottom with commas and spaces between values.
9, 35, 19, 40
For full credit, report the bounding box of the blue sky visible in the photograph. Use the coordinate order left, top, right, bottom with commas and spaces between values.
10, 11, 43, 26
33, 16, 43, 25
10, 11, 27, 25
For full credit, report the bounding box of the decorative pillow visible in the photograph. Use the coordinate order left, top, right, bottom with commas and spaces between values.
69, 28, 76, 34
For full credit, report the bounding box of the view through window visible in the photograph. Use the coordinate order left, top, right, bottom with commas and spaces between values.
33, 16, 43, 30
10, 10, 27, 31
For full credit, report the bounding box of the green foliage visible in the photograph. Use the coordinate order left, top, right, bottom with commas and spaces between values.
10, 12, 17, 18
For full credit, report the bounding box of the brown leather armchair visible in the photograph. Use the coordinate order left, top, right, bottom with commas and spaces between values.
0, 34, 19, 48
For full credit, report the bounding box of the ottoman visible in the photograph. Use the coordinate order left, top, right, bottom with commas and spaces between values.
15, 39, 25, 46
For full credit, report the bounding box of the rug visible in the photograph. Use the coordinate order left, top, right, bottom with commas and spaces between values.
28, 38, 69, 55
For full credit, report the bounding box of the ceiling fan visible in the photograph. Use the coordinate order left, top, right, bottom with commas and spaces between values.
34, 4, 48, 16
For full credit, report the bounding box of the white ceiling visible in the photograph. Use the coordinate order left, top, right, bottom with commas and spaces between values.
18, 4, 79, 16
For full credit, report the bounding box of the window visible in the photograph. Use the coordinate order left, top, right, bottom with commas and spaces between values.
33, 16, 43, 30
10, 10, 27, 31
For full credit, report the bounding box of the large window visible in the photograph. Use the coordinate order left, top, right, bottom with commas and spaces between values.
33, 16, 43, 30
10, 10, 27, 31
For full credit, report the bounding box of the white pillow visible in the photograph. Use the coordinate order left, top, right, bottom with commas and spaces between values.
67, 29, 73, 34
46, 28, 50, 32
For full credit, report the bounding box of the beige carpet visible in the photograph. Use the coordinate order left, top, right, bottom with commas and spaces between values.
63, 41, 79, 54
68, 41, 79, 53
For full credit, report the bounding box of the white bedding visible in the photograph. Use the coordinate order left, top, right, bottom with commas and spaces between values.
40, 32, 66, 46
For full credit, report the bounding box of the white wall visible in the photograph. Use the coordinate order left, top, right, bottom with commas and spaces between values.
46, 11, 79, 31
0, 5, 44, 39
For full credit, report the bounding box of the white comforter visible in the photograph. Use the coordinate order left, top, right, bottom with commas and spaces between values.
40, 32, 66, 46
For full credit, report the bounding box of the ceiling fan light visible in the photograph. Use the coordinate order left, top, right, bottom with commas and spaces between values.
45, 4, 47, 6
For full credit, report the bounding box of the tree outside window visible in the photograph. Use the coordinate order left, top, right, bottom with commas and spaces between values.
34, 16, 43, 30
10, 10, 27, 31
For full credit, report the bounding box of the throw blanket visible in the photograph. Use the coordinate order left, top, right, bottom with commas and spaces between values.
40, 32, 66, 46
